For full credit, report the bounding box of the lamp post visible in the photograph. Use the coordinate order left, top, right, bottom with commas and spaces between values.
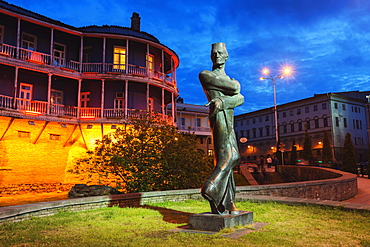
260, 67, 292, 153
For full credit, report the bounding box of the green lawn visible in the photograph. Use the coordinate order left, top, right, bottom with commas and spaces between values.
1, 200, 369, 247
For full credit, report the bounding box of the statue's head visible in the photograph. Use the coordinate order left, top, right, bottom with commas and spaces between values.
211, 42, 228, 67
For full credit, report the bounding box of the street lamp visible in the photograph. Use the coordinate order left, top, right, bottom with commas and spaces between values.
260, 67, 292, 152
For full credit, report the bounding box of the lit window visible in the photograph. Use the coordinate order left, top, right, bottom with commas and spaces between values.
113, 46, 126, 70
147, 54, 154, 71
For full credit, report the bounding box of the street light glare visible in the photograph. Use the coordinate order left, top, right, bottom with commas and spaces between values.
284, 68, 292, 75
262, 68, 269, 75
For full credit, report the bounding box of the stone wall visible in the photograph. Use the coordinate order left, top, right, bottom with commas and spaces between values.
278, 165, 342, 182
0, 167, 358, 223
237, 167, 357, 201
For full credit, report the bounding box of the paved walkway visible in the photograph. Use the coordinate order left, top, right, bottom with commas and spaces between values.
344, 176, 370, 205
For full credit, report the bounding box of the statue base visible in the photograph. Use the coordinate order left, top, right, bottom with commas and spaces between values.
189, 211, 253, 232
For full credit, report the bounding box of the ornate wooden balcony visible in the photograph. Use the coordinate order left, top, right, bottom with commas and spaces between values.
0, 43, 176, 87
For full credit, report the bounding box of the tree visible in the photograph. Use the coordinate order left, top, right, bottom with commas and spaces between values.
290, 139, 297, 165
302, 129, 313, 164
322, 130, 333, 166
70, 112, 213, 192
341, 132, 357, 174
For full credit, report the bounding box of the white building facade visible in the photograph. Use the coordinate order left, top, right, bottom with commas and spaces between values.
235, 91, 370, 165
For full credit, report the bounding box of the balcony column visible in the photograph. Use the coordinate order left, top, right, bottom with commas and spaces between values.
124, 79, 128, 117
13, 67, 18, 109
146, 83, 150, 111
50, 28, 54, 66
47, 73, 52, 114
161, 50, 164, 76
79, 36, 84, 72
16, 18, 20, 58
126, 39, 129, 73
77, 79, 82, 118
101, 79, 105, 118
102, 37, 106, 73
171, 92, 175, 121
161, 88, 165, 115
146, 44, 150, 76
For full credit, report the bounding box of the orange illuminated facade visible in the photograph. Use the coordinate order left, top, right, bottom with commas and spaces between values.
0, 1, 179, 190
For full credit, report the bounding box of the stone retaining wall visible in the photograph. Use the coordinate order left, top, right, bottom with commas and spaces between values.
237, 167, 357, 201
0, 167, 358, 223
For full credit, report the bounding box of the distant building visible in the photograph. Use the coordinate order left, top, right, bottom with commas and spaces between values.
234, 91, 370, 165
0, 1, 179, 187
167, 102, 213, 155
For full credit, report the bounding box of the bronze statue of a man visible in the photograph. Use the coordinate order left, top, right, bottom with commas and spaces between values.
199, 42, 244, 215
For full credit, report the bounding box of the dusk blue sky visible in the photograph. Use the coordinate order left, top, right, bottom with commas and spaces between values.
6, 0, 370, 115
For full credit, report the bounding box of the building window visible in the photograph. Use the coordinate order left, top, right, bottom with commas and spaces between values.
114, 98, 124, 109
50, 134, 60, 141
291, 123, 295, 132
19, 83, 33, 108
18, 131, 30, 138
266, 127, 270, 136
298, 122, 302, 131
259, 117, 262, 122
240, 120, 243, 126
356, 120, 360, 129
322, 103, 327, 110
306, 121, 310, 130
246, 119, 249, 125
180, 117, 185, 126
246, 130, 250, 139
305, 107, 309, 113
344, 118, 347, 128
334, 103, 338, 109
53, 42, 66, 66
265, 116, 269, 121
297, 108, 301, 115
80, 92, 90, 107
196, 118, 201, 127
259, 128, 263, 137
252, 129, 256, 138
51, 89, 63, 105
323, 117, 328, 127
252, 119, 256, 124
315, 119, 319, 128
336, 117, 339, 127
342, 104, 346, 110
147, 54, 154, 71
0, 25, 4, 43
282, 112, 286, 118
283, 125, 287, 133
113, 46, 126, 70
148, 98, 154, 111
22, 32, 36, 50
290, 110, 293, 116
83, 46, 92, 63
313, 105, 318, 111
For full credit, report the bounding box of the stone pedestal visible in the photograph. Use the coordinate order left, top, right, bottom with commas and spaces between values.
188, 211, 253, 232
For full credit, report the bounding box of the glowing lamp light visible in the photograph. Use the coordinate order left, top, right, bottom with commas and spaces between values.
318, 141, 322, 145
262, 68, 269, 75
283, 67, 292, 75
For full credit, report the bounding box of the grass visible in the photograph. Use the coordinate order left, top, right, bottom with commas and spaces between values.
0, 200, 369, 247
